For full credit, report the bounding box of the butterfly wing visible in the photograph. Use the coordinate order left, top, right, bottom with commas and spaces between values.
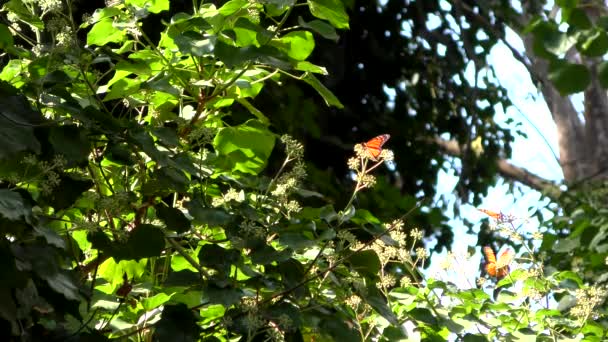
495, 249, 514, 279
362, 134, 390, 160
483, 246, 498, 277
477, 208, 502, 220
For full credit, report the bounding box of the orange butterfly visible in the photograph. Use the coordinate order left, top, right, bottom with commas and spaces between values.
483, 246, 514, 280
362, 134, 390, 160
477, 208, 504, 221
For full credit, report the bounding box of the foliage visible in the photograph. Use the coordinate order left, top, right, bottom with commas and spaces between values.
0, 0, 606, 341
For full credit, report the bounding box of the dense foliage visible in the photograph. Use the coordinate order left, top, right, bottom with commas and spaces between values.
1, 0, 607, 341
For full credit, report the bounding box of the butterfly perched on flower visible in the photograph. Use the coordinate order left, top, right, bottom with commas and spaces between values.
477, 208, 502, 220
362, 134, 390, 161
483, 246, 514, 280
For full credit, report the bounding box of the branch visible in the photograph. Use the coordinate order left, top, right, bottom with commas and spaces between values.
433, 137, 562, 199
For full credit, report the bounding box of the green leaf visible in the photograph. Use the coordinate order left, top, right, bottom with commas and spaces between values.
0, 190, 30, 222
218, 0, 248, 16
275, 31, 315, 60
45, 272, 80, 301
356, 284, 399, 325
295, 61, 328, 74
410, 307, 438, 325
578, 29, 608, 57
302, 73, 344, 108
49, 125, 90, 166
0, 82, 44, 159
142, 293, 172, 310
125, 0, 169, 14
349, 250, 380, 279
307, 0, 349, 29
214, 119, 275, 175
552, 236, 581, 252
198, 244, 241, 273
548, 61, 590, 95
87, 18, 127, 46
2, 0, 44, 30
0, 24, 14, 49
121, 224, 165, 260
298, 17, 339, 41
250, 245, 293, 265
236, 98, 269, 124
153, 304, 202, 342
156, 204, 191, 234
202, 283, 243, 306
40, 174, 93, 210
186, 200, 232, 226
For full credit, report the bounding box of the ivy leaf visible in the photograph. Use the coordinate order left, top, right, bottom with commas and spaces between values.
348, 250, 381, 279
214, 119, 275, 175
40, 174, 93, 210
307, 0, 349, 29
121, 224, 165, 260
2, 0, 44, 30
273, 31, 315, 60
153, 304, 201, 342
0, 24, 14, 49
0, 82, 44, 159
87, 18, 127, 46
156, 204, 191, 234
186, 199, 232, 226
199, 244, 241, 274
0, 189, 31, 222
302, 73, 344, 108
49, 125, 90, 166
298, 17, 339, 41
548, 61, 590, 95
125, 0, 169, 14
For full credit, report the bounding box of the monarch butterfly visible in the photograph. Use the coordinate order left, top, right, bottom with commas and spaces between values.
362, 134, 390, 160
483, 246, 514, 280
477, 208, 503, 221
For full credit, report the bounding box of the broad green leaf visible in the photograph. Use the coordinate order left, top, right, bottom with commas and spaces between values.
236, 98, 269, 124
142, 293, 173, 310
186, 200, 232, 226
45, 272, 80, 301
214, 119, 275, 175
356, 284, 399, 325
201, 283, 243, 306
87, 18, 127, 46
0, 24, 14, 49
409, 307, 438, 325
250, 245, 293, 265
218, 0, 248, 16
0, 83, 43, 159
198, 244, 241, 273
39, 174, 93, 210
297, 17, 339, 41
0, 189, 30, 222
307, 0, 349, 29
552, 236, 581, 252
302, 73, 344, 108
122, 224, 165, 260
49, 125, 90, 166
156, 204, 191, 234
153, 304, 202, 342
274, 31, 315, 60
233, 18, 263, 47
548, 61, 590, 95
578, 29, 608, 57
295, 61, 328, 74
126, 0, 169, 14
2, 0, 44, 30
349, 250, 380, 278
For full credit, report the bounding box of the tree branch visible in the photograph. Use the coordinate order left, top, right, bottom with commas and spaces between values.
433, 137, 562, 199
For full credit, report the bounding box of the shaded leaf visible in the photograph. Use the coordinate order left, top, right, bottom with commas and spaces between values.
153, 304, 201, 342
